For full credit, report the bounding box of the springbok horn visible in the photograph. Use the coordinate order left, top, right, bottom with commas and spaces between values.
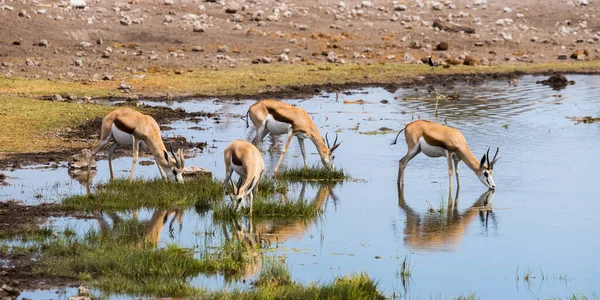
333, 133, 339, 147
486, 148, 491, 168
325, 132, 330, 148
490, 147, 499, 170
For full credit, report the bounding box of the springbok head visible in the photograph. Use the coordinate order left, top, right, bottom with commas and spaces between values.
322, 132, 343, 169
163, 143, 185, 183
229, 177, 256, 211
478, 147, 501, 190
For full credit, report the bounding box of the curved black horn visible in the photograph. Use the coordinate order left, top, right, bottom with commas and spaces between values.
169, 143, 177, 163
490, 147, 499, 169
486, 148, 490, 168
325, 132, 330, 148
333, 133, 339, 147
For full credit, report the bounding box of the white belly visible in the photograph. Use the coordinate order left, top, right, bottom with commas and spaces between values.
231, 163, 246, 177
111, 124, 134, 145
418, 137, 447, 158
265, 114, 291, 135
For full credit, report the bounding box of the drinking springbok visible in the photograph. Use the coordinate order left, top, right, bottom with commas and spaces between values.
223, 139, 265, 211
246, 99, 342, 173
392, 120, 500, 191
87, 108, 185, 183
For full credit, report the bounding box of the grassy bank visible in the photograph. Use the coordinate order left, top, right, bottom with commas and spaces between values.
3, 61, 600, 98
0, 95, 112, 153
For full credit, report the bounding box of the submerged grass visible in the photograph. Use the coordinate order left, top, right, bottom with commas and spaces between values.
275, 165, 349, 182
205, 272, 384, 300
211, 196, 322, 220
254, 258, 292, 287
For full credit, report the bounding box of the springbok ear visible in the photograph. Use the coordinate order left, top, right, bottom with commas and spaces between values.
163, 150, 171, 166
229, 178, 239, 195
330, 141, 343, 152
479, 154, 486, 170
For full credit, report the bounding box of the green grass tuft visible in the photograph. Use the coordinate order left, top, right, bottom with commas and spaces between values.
275, 166, 349, 182
63, 176, 285, 210
254, 258, 292, 287
204, 272, 385, 300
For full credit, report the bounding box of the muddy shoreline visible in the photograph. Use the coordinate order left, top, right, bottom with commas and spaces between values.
0, 70, 583, 170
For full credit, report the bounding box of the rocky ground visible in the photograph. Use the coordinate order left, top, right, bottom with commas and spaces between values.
0, 0, 598, 83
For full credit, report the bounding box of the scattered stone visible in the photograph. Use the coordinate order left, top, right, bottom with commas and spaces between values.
361, 1, 374, 8
277, 53, 289, 62
182, 166, 212, 179
503, 7, 512, 13
164, 0, 173, 5
120, 15, 132, 26
38, 39, 49, 47
193, 22, 205, 32
80, 41, 92, 48
436, 41, 449, 51
37, 9, 47, 14
394, 4, 407, 11
18, 9, 27, 17
217, 45, 229, 53
119, 81, 133, 91
70, 0, 87, 9
433, 20, 475, 34
53, 94, 64, 102
74, 59, 83, 67
578, 0, 589, 5
192, 46, 204, 52
431, 1, 443, 10
25, 59, 37, 67
252, 56, 272, 64
96, 38, 103, 45
225, 2, 240, 14
298, 24, 308, 31
409, 41, 422, 49
102, 73, 114, 80
1, 5, 14, 11
474, 41, 484, 47
557, 54, 568, 60
163, 15, 173, 23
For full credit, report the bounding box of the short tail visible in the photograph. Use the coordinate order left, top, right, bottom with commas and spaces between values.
245, 110, 250, 128
390, 127, 406, 146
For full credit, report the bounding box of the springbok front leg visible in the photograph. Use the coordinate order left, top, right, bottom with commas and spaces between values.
298, 137, 308, 167
446, 150, 454, 198
106, 143, 118, 181
274, 128, 295, 174
128, 139, 141, 182
453, 155, 461, 191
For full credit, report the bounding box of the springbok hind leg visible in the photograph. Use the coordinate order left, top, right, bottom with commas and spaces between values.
397, 146, 421, 189
446, 150, 454, 197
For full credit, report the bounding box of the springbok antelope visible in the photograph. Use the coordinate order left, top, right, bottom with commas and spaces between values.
87, 108, 185, 183
392, 120, 500, 191
246, 99, 342, 173
223, 139, 265, 211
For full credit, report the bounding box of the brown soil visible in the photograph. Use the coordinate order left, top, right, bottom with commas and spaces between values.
0, 201, 89, 294
0, 0, 598, 81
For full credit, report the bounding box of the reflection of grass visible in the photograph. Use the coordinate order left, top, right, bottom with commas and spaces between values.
34, 224, 251, 297
210, 272, 385, 300
212, 196, 322, 219
63, 177, 285, 210
254, 258, 292, 287
275, 166, 349, 181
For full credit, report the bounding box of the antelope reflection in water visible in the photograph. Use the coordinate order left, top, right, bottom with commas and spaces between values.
396, 187, 496, 251
219, 182, 337, 280
92, 208, 184, 248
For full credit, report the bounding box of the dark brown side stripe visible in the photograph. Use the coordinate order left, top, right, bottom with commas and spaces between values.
266, 106, 295, 124
113, 118, 136, 134
232, 151, 243, 166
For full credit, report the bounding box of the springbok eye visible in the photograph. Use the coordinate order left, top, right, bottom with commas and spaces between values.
173, 170, 177, 175
484, 172, 489, 177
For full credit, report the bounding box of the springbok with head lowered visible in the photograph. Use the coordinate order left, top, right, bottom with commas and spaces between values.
246, 99, 342, 174
392, 120, 500, 191
223, 139, 265, 212
87, 108, 185, 183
